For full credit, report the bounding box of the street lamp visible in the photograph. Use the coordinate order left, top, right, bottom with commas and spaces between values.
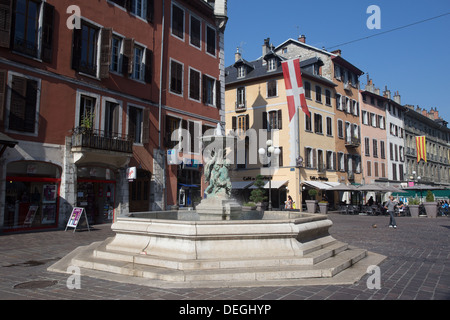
259, 140, 281, 211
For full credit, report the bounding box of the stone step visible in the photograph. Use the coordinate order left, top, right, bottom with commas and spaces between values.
71, 242, 366, 283
92, 238, 348, 271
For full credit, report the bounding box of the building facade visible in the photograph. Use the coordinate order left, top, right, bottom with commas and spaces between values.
0, 0, 227, 233
404, 106, 450, 187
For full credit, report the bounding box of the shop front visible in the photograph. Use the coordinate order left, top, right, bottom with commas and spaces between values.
4, 161, 61, 232
76, 166, 116, 224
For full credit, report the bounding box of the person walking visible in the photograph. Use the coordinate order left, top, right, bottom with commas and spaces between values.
384, 196, 398, 229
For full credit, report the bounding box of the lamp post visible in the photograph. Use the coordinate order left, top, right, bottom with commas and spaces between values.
259, 140, 281, 211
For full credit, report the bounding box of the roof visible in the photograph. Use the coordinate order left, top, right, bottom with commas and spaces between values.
225, 56, 336, 88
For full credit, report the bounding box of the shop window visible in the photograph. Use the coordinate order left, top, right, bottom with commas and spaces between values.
5, 161, 61, 231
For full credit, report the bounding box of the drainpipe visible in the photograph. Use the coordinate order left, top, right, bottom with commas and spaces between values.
158, 0, 166, 210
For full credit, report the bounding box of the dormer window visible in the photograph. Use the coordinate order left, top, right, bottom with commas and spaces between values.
267, 58, 277, 72
238, 66, 246, 78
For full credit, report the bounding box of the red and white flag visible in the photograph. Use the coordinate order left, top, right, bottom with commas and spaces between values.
282, 58, 310, 121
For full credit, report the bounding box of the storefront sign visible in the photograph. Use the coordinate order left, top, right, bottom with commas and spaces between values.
127, 167, 137, 181
243, 176, 273, 181
23, 205, 39, 226
65, 207, 90, 233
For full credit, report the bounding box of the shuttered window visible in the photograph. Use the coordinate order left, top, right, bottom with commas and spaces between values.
8, 75, 38, 133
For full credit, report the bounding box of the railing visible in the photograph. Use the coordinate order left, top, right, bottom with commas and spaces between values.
71, 127, 133, 153
345, 137, 360, 148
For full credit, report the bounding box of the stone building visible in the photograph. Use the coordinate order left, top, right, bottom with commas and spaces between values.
0, 0, 227, 233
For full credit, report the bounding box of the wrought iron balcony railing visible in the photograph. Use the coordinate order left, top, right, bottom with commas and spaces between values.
71, 127, 133, 154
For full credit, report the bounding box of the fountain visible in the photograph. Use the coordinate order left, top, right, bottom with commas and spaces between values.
49, 125, 386, 288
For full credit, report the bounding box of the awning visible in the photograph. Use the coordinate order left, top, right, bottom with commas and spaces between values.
251, 180, 288, 189
303, 181, 332, 190
231, 181, 254, 189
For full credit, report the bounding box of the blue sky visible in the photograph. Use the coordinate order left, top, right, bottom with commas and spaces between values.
224, 0, 450, 122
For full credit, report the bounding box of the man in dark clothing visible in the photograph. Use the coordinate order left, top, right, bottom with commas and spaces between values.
384, 196, 397, 229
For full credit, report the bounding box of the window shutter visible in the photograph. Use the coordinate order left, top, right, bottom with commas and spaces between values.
125, 0, 132, 12
142, 108, 150, 144
277, 109, 282, 129
312, 148, 317, 170
0, 0, 12, 48
215, 80, 221, 109
245, 114, 249, 131
333, 152, 337, 171
71, 28, 82, 71
262, 112, 267, 130
122, 38, 134, 76
144, 49, 153, 84
41, 2, 55, 63
24, 79, 37, 133
202, 74, 207, 104
146, 0, 154, 23
232, 116, 236, 131
0, 69, 6, 124
100, 28, 112, 79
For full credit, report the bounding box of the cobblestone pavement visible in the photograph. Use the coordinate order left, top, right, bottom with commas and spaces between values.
0, 214, 449, 301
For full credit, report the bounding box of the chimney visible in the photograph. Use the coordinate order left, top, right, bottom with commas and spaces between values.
332, 49, 342, 56
433, 108, 440, 120
383, 86, 391, 99
393, 91, 401, 105
235, 47, 241, 62
213, 0, 227, 17
262, 37, 270, 57
298, 35, 306, 43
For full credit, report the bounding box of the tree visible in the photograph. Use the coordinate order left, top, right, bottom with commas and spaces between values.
249, 175, 267, 204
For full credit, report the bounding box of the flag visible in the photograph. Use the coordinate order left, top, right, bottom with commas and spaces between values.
416, 136, 427, 163
282, 58, 310, 121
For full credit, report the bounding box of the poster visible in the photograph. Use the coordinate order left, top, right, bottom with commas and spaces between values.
66, 207, 84, 228
41, 204, 56, 224
43, 184, 57, 203
24, 205, 39, 226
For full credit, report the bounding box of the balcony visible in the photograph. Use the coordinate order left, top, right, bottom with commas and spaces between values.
71, 127, 133, 168
345, 137, 360, 148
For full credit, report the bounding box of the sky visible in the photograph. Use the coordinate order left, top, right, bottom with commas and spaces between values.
224, 0, 450, 122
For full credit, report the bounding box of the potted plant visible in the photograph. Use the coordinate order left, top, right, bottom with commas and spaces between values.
306, 189, 318, 213
249, 175, 267, 211
408, 197, 420, 218
318, 201, 328, 214
242, 202, 257, 211
424, 190, 437, 218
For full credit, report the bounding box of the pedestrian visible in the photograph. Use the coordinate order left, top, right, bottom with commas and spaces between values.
285, 195, 293, 210
384, 196, 398, 229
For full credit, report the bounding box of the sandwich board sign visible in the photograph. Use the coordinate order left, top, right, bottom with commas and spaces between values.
65, 207, 90, 232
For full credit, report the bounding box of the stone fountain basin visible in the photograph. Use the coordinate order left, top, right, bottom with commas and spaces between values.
104, 211, 335, 266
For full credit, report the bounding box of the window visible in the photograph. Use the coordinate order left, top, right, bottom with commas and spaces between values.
104, 101, 120, 137
362, 111, 368, 125
392, 163, 397, 181
325, 90, 331, 106
7, 73, 40, 134
326, 151, 334, 170
334, 65, 341, 80
381, 163, 386, 178
170, 59, 183, 95
326, 117, 332, 136
188, 121, 201, 154
315, 85, 322, 102
237, 66, 246, 78
268, 110, 282, 130
314, 114, 322, 134
305, 147, 314, 169
78, 95, 96, 128
171, 4, 184, 39
132, 45, 144, 80
336, 93, 342, 110
305, 114, 312, 132
380, 141, 386, 159
203, 75, 217, 107
304, 81, 311, 99
9, 0, 54, 62
365, 138, 370, 156
72, 22, 100, 76
373, 139, 378, 158
190, 15, 201, 48
338, 152, 344, 171
267, 80, 277, 98
131, 0, 147, 19
236, 87, 246, 109
110, 36, 122, 73
267, 58, 277, 71
390, 143, 394, 160
165, 116, 181, 149
189, 68, 201, 101
374, 162, 379, 177
337, 119, 343, 138
129, 106, 143, 143
237, 115, 248, 132
206, 25, 216, 56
